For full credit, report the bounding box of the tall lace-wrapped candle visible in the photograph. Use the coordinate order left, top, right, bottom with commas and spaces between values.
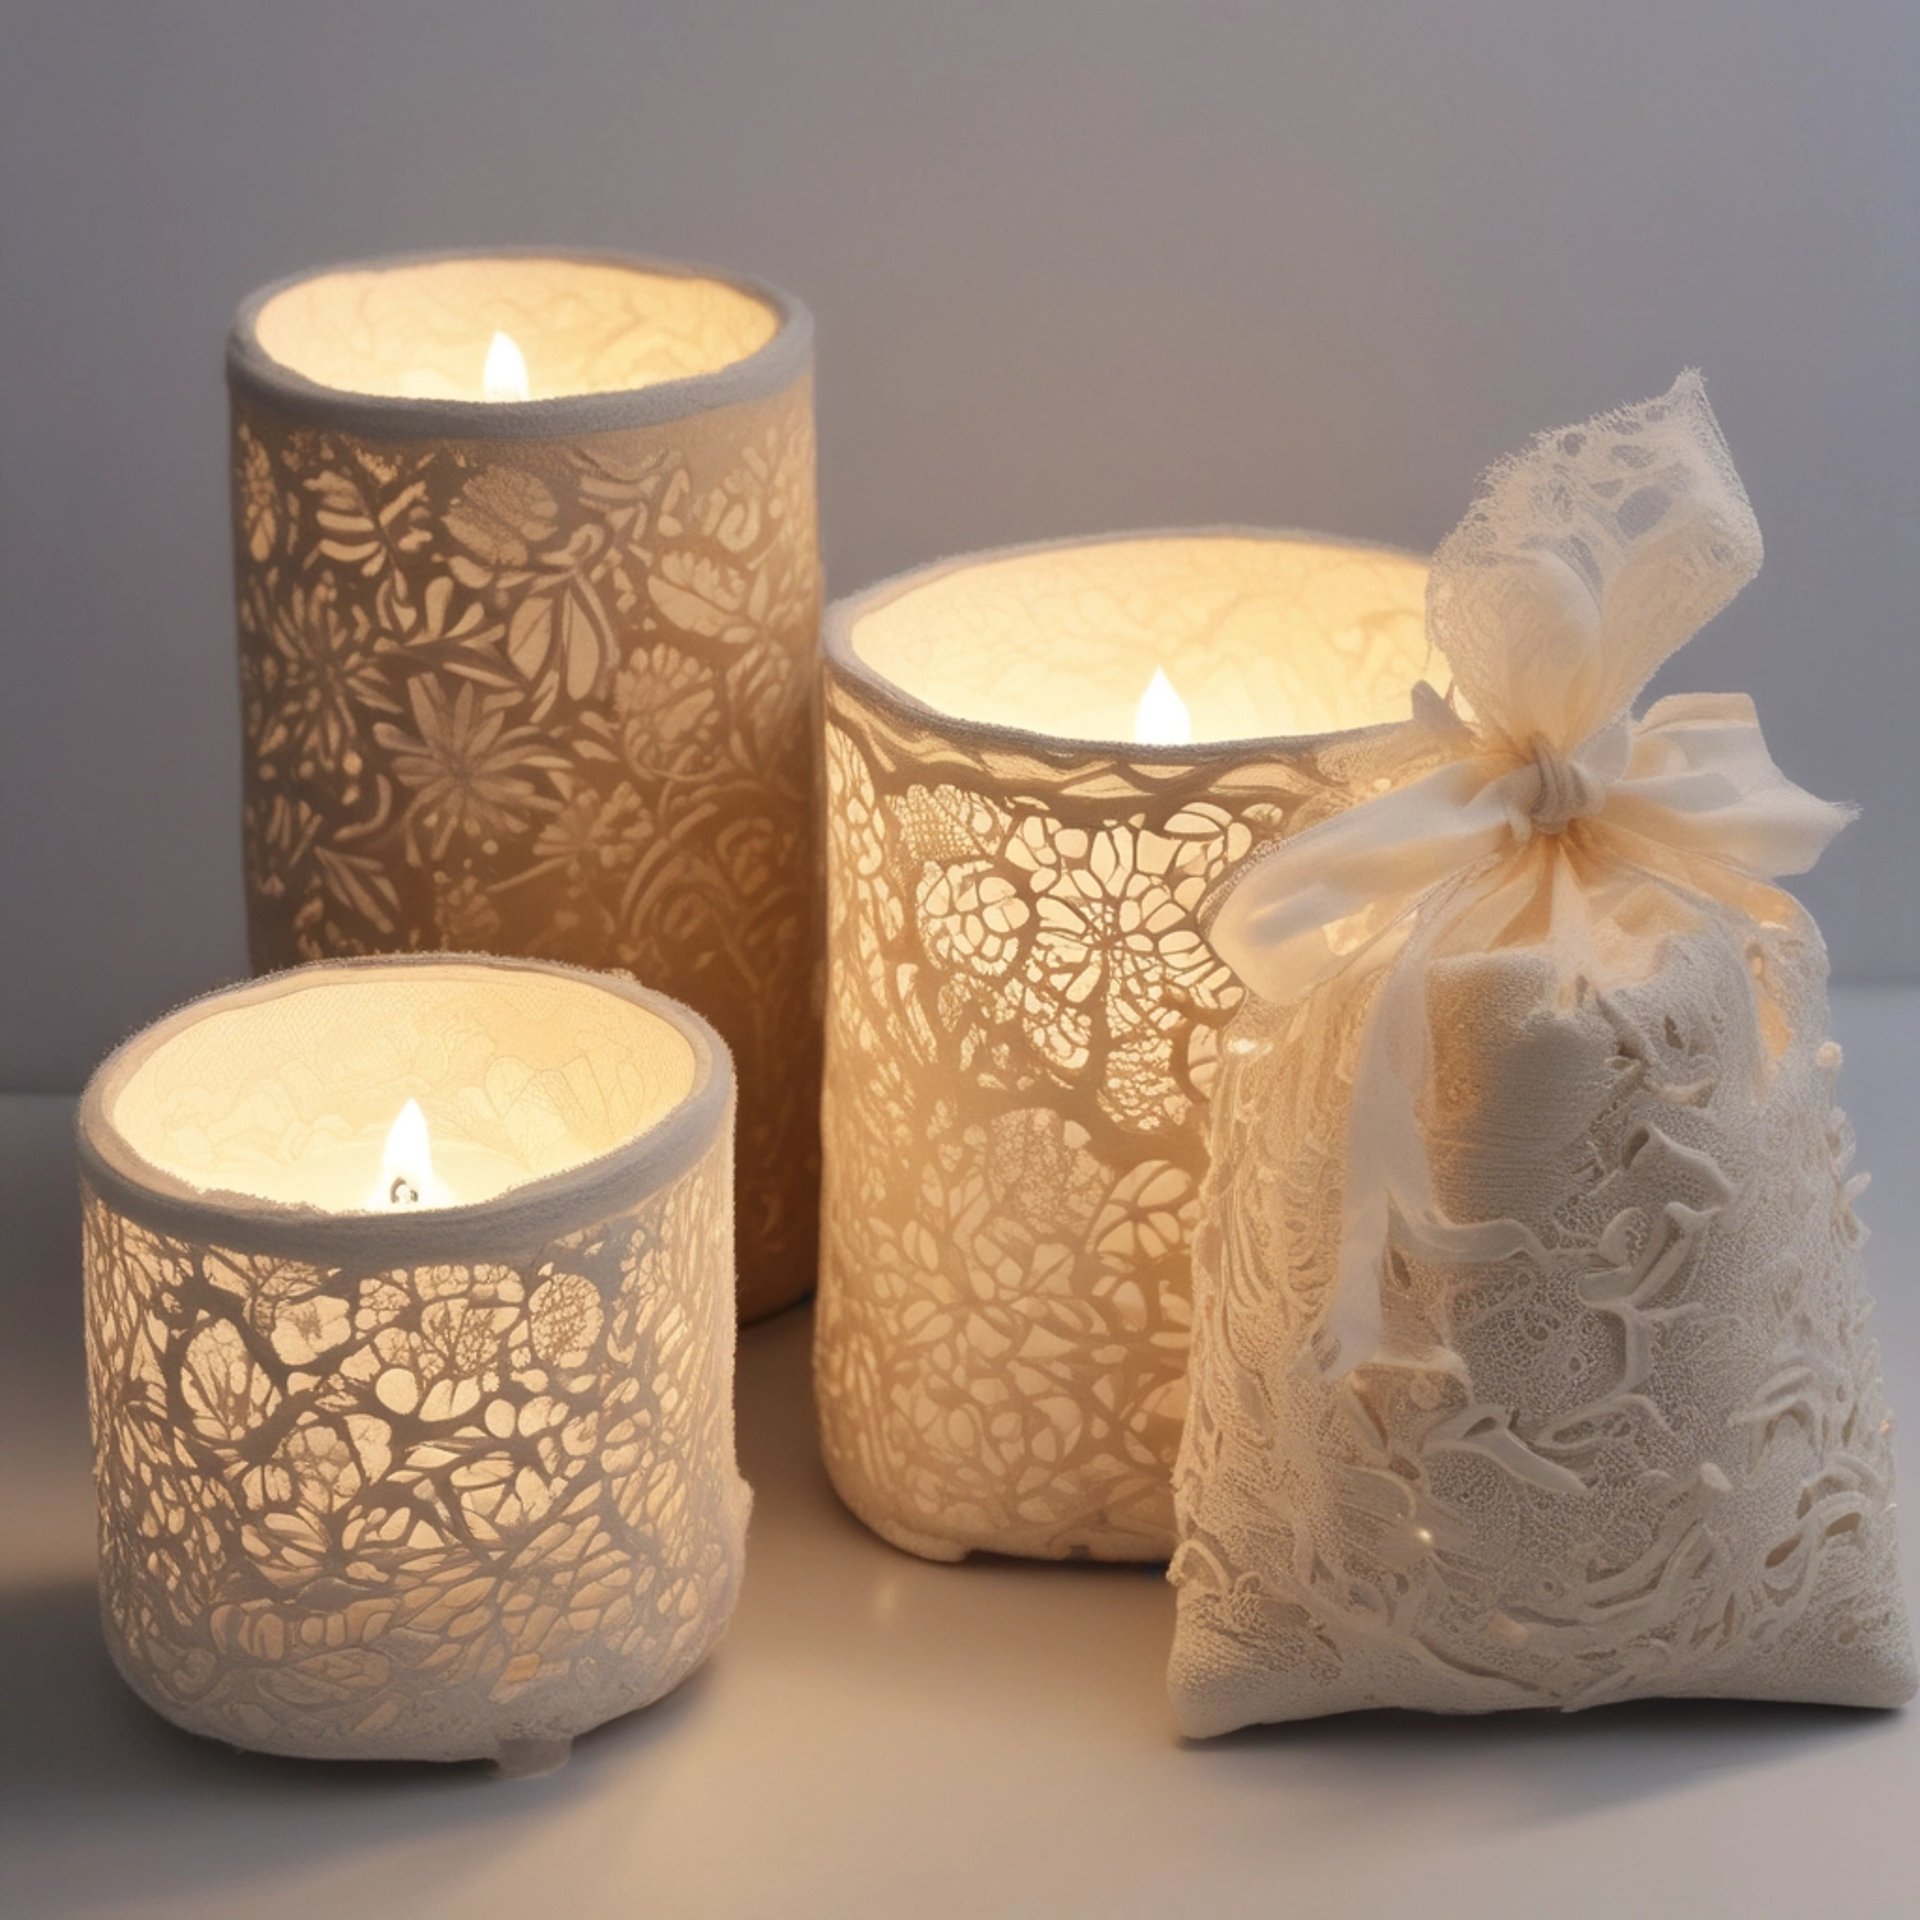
78, 956, 749, 1768
815, 532, 1440, 1561
1172, 377, 1915, 1734
228, 251, 820, 1321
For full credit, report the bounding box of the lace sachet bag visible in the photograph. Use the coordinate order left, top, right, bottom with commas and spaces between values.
1169, 376, 1915, 1734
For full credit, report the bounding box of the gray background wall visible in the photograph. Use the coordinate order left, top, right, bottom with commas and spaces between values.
4, 1, 1915, 1088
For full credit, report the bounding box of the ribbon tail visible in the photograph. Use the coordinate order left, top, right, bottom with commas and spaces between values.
1310, 921, 1424, 1377
1309, 873, 1485, 1379
1603, 691, 1854, 880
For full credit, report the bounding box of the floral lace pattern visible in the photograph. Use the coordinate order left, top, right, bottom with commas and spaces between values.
1171, 917, 1916, 1730
814, 675, 1434, 1562
83, 1129, 747, 1762
232, 377, 821, 1319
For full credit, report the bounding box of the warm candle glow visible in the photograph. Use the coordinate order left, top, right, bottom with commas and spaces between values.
81, 957, 745, 1763
1134, 665, 1192, 745
822, 535, 1435, 1563
233, 257, 819, 1316
481, 328, 531, 402
376, 1097, 446, 1208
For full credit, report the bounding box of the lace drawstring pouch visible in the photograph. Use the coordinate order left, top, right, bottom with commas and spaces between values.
1169, 376, 1915, 1734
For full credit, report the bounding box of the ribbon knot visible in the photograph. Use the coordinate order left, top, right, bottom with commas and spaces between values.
1205, 373, 1854, 1379
1525, 734, 1607, 835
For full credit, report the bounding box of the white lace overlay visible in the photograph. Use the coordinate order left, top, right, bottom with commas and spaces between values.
79, 962, 749, 1763
85, 1140, 748, 1763
814, 535, 1438, 1561
1173, 377, 1915, 1729
232, 279, 821, 1321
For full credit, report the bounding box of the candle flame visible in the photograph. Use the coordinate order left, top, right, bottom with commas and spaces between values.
1134, 665, 1192, 746
377, 1098, 443, 1208
481, 329, 531, 403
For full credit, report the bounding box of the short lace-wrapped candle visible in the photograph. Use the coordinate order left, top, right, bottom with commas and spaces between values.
1173, 378, 1915, 1733
815, 532, 1439, 1561
78, 956, 748, 1767
228, 251, 820, 1321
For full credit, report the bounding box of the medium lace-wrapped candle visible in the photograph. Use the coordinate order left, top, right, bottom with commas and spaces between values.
814, 532, 1439, 1562
79, 956, 748, 1768
1172, 378, 1915, 1733
228, 251, 820, 1321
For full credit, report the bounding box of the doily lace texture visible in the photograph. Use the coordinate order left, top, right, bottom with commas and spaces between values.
230, 258, 821, 1320
1173, 920, 1915, 1730
1175, 378, 1915, 1729
813, 534, 1440, 1561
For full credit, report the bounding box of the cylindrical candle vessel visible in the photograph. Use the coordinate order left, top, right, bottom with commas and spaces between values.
815, 532, 1437, 1561
227, 251, 820, 1321
79, 955, 747, 1767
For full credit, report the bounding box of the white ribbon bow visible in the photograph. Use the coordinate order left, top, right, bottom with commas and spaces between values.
1208, 375, 1852, 1376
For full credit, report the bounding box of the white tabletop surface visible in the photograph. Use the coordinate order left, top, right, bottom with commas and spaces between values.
6, 988, 1920, 1920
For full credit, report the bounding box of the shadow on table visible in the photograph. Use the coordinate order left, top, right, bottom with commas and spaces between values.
1185, 1687, 1899, 1831
0, 1576, 715, 1919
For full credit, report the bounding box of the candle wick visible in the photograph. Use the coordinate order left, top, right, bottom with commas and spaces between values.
390, 1176, 420, 1207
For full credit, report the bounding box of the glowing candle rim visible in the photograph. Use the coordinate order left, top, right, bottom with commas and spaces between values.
827, 526, 1438, 761
77, 954, 732, 1265
227, 246, 812, 442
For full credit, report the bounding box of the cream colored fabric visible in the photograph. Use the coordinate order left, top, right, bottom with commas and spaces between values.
1173, 378, 1915, 1730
